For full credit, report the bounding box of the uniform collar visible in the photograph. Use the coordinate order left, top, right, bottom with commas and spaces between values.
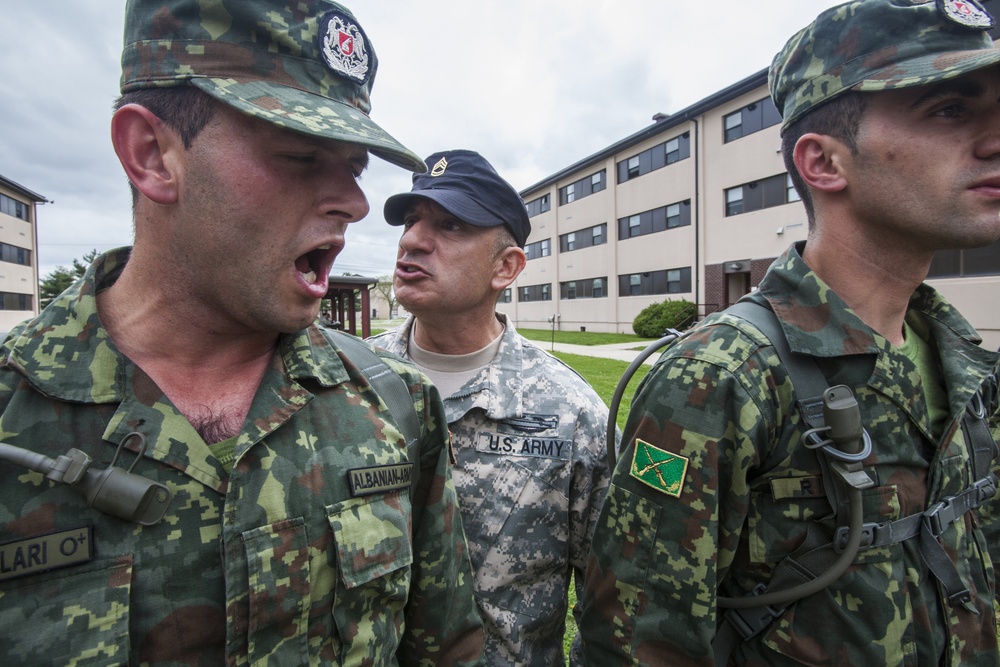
384, 313, 525, 422
755, 241, 984, 358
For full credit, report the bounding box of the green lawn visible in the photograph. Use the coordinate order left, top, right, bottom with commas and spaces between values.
549, 351, 654, 662
552, 352, 652, 432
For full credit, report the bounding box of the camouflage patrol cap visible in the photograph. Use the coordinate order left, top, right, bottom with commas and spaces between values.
769, 0, 1000, 132
120, 0, 424, 172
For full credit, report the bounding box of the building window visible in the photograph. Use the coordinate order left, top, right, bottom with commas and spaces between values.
0, 194, 29, 222
725, 173, 797, 216
560, 277, 608, 300
559, 170, 606, 205
0, 291, 32, 310
665, 137, 682, 164
627, 156, 640, 179
617, 133, 691, 183
667, 269, 685, 293
592, 225, 604, 245
500, 288, 512, 303
619, 267, 692, 297
618, 200, 691, 240
666, 203, 682, 228
724, 112, 743, 143
726, 187, 744, 216
524, 238, 551, 260
559, 223, 607, 253
786, 173, 801, 203
525, 193, 550, 218
928, 238, 1000, 278
519, 283, 552, 302
723, 96, 781, 143
0, 242, 32, 267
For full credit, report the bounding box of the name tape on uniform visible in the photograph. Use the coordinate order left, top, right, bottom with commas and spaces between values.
475, 432, 573, 460
0, 526, 94, 582
348, 462, 413, 497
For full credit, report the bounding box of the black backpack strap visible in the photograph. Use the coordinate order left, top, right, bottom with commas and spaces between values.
324, 328, 421, 449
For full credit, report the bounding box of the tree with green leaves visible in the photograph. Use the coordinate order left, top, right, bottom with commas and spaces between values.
39, 249, 100, 309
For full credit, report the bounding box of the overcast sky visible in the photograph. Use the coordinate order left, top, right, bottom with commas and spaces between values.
1, 1, 844, 281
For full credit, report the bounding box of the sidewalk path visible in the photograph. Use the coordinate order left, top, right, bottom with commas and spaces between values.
537, 340, 666, 366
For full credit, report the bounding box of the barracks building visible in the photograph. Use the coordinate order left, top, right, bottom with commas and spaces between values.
0, 175, 44, 333
500, 17, 1000, 350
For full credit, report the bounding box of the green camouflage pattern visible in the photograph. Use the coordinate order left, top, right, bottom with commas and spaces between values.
769, 0, 1000, 130
0, 247, 484, 666
369, 315, 615, 667
120, 0, 424, 172
580, 242, 1000, 666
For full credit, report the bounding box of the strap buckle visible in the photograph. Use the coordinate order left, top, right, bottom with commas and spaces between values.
923, 499, 958, 538
725, 584, 788, 641
834, 522, 879, 552
971, 474, 998, 506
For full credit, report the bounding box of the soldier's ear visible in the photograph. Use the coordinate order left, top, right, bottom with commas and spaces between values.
492, 246, 526, 292
111, 104, 183, 206
793, 133, 849, 195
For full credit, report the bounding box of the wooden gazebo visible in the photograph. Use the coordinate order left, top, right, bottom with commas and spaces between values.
324, 275, 378, 338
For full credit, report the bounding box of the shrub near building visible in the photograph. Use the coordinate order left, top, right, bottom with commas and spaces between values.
632, 299, 697, 337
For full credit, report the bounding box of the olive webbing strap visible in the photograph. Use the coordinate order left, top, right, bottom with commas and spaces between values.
712, 301, 844, 666
325, 329, 421, 449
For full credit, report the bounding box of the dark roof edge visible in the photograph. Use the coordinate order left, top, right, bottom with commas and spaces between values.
0, 174, 49, 203
520, 67, 769, 198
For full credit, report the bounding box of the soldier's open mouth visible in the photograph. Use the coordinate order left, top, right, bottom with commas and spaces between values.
296, 245, 335, 285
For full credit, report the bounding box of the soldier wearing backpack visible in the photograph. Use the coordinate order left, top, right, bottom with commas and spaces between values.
580, 1, 1000, 665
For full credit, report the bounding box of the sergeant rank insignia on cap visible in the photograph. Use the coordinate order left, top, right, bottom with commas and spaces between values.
630, 439, 688, 498
319, 11, 372, 85
937, 0, 995, 29
430, 156, 448, 177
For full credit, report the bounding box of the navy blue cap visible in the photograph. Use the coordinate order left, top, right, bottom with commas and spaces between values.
384, 149, 531, 248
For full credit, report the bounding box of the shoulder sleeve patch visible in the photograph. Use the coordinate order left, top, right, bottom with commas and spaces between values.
629, 438, 688, 497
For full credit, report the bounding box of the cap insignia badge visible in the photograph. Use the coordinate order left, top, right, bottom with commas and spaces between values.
430, 157, 448, 177
937, 0, 995, 29
319, 12, 372, 84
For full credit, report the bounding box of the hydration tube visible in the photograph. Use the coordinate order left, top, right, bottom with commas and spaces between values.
604, 330, 874, 610
605, 329, 680, 472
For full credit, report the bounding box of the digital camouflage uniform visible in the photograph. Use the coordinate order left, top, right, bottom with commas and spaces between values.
580, 243, 1000, 666
370, 315, 613, 666
0, 248, 484, 666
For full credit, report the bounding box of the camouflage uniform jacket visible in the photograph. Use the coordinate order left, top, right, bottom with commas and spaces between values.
580, 242, 999, 667
369, 315, 613, 667
0, 248, 484, 667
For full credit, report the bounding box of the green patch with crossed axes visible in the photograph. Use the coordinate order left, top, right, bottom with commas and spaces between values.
630, 439, 688, 497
